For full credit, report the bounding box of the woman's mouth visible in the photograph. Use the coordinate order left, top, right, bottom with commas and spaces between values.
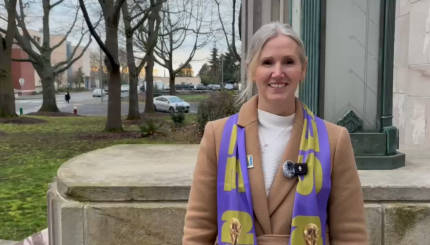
268, 83, 288, 88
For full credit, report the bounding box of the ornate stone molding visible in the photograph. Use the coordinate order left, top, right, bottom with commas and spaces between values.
337, 110, 364, 133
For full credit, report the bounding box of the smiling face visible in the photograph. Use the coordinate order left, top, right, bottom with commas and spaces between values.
253, 35, 307, 115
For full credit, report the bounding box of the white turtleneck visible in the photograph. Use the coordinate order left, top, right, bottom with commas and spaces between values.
257, 109, 295, 196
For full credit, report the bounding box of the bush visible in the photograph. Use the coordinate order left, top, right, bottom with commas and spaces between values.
171, 110, 185, 126
196, 91, 240, 134
139, 118, 164, 137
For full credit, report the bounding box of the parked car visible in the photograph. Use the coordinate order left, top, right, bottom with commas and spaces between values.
121, 85, 130, 93
224, 83, 234, 90
92, 88, 106, 97
175, 83, 194, 90
211, 84, 221, 91
153, 95, 190, 113
195, 84, 206, 90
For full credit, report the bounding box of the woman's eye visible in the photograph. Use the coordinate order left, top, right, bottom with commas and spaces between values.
263, 60, 273, 65
284, 59, 295, 65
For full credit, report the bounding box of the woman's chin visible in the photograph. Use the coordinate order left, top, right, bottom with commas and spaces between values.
266, 93, 291, 102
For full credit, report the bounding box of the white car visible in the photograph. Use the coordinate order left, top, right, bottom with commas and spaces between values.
92, 88, 106, 97
121, 85, 130, 93
224, 83, 234, 90
153, 95, 190, 113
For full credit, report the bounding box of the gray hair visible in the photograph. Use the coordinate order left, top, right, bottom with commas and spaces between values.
237, 22, 306, 104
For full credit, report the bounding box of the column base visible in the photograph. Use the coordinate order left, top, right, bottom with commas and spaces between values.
356, 152, 405, 170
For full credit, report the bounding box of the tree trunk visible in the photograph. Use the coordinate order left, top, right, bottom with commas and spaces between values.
0, 0, 18, 118
38, 75, 60, 112
144, 55, 155, 113
127, 71, 140, 120
123, 9, 141, 121
169, 71, 176, 95
104, 25, 123, 132
0, 58, 17, 118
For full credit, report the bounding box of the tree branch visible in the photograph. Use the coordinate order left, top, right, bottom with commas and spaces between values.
130, 8, 150, 33
112, 0, 127, 23
11, 58, 33, 62
78, 0, 116, 66
15, 0, 42, 52
214, 0, 240, 62
53, 30, 90, 70
55, 36, 93, 74
49, 0, 64, 9
51, 7, 79, 51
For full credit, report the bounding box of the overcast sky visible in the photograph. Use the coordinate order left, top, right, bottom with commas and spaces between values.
0, 0, 241, 77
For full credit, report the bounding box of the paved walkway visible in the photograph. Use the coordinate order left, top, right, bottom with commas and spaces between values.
0, 228, 48, 245
0, 240, 17, 245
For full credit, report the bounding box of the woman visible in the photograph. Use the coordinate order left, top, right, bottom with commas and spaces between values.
183, 22, 368, 245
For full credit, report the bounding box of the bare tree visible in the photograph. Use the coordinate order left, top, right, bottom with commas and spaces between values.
90, 50, 108, 86
132, 0, 162, 114
54, 69, 65, 88
121, 0, 164, 120
118, 48, 128, 83
79, 0, 126, 131
0, 0, 18, 117
152, 0, 211, 95
214, 0, 241, 63
73, 67, 84, 88
0, 0, 94, 112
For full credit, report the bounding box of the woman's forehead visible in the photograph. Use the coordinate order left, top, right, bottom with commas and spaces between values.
260, 36, 299, 57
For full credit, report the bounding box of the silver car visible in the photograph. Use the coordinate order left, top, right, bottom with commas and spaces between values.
153, 95, 190, 113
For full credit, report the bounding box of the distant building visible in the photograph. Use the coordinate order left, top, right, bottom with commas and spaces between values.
10, 29, 90, 94
153, 76, 201, 86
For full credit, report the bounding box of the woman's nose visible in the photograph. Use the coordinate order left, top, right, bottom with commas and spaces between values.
271, 63, 285, 78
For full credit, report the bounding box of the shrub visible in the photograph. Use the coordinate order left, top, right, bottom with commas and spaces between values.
139, 118, 164, 137
171, 110, 185, 126
196, 91, 240, 134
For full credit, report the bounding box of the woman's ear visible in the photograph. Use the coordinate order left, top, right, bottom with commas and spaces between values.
300, 58, 308, 81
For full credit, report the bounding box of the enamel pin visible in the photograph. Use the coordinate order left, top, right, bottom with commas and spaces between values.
247, 155, 254, 168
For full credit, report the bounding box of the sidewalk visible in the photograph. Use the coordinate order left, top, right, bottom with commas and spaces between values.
0, 240, 17, 245
0, 228, 48, 245
15, 91, 88, 100
15, 94, 44, 100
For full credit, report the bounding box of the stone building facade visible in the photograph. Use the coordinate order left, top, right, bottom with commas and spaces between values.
393, 0, 430, 145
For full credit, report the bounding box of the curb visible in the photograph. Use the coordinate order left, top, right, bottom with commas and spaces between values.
0, 240, 18, 245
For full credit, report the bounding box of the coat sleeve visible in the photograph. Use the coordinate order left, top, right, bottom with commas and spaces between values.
328, 127, 368, 245
182, 122, 218, 245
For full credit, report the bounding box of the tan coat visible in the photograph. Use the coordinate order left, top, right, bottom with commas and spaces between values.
183, 96, 368, 245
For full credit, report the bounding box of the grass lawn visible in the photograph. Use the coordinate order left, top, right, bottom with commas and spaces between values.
0, 114, 200, 241
177, 94, 209, 103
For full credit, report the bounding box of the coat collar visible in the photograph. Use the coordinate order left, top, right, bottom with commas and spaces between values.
237, 95, 304, 129
236, 95, 304, 233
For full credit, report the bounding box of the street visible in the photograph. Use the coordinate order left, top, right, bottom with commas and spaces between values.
15, 92, 198, 116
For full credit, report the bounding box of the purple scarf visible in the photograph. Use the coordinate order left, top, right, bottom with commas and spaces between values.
217, 103, 331, 245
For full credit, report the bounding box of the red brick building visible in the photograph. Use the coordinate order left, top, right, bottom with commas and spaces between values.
11, 47, 36, 95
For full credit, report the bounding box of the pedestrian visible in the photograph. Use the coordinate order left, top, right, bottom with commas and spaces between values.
182, 22, 368, 245
65, 92, 71, 104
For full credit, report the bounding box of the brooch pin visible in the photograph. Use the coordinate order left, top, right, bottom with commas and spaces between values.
230, 218, 242, 245
303, 223, 319, 245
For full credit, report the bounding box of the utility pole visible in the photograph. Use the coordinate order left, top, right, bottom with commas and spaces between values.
221, 54, 224, 89
99, 48, 104, 103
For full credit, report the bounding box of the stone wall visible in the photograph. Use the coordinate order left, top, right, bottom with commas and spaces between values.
393, 0, 430, 145
47, 145, 430, 245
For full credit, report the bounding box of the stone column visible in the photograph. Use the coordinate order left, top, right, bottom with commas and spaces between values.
240, 0, 291, 94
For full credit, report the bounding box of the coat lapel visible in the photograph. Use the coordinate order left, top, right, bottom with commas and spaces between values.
267, 98, 304, 215
237, 96, 272, 234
